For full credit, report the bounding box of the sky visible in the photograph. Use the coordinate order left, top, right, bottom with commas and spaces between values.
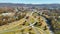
0, 0, 60, 4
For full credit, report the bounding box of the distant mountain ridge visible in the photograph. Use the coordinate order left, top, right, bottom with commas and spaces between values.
0, 3, 60, 8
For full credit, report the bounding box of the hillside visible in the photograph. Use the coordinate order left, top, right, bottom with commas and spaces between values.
0, 3, 60, 34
